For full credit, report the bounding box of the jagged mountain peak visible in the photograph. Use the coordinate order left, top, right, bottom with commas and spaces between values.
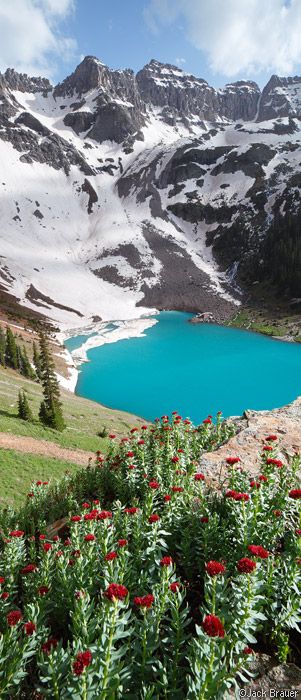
2, 67, 52, 94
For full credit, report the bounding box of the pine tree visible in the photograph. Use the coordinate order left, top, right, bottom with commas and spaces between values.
38, 332, 65, 431
18, 390, 33, 421
0, 328, 5, 366
19, 346, 36, 380
33, 341, 41, 379
5, 327, 18, 369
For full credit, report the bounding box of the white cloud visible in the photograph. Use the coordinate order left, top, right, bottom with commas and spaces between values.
0, 0, 76, 79
175, 57, 186, 67
146, 0, 301, 77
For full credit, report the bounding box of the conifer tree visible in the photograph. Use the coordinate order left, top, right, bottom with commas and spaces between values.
5, 327, 18, 369
19, 346, 36, 380
38, 332, 65, 431
0, 328, 5, 366
18, 390, 33, 421
33, 341, 41, 379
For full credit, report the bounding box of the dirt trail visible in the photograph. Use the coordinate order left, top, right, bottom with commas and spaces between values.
0, 432, 95, 465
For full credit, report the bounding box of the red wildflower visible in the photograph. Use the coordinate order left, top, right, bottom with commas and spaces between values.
206, 561, 226, 577
105, 552, 117, 561
243, 646, 254, 654
164, 495, 171, 502
149, 480, 160, 489
118, 539, 128, 547
137, 439, 145, 445
109, 434, 116, 439
265, 435, 278, 441
124, 507, 139, 515
160, 556, 173, 567
237, 558, 257, 574
21, 564, 37, 575
273, 509, 282, 517
71, 515, 81, 522
250, 481, 260, 489
126, 451, 134, 458
97, 510, 112, 520
43, 543, 52, 552
203, 418, 212, 425
84, 512, 97, 521
42, 638, 58, 654
38, 586, 50, 596
82, 502, 90, 509
104, 583, 128, 601
9, 530, 24, 537
24, 621, 36, 636
72, 549, 81, 558
194, 473, 205, 481
64, 538, 71, 546
289, 489, 301, 499
171, 456, 179, 463
134, 594, 154, 609
149, 514, 160, 523
202, 614, 225, 638
84, 534, 95, 542
226, 457, 241, 465
295, 529, 301, 536
259, 475, 268, 482
128, 464, 135, 470
27, 493, 34, 498
171, 486, 183, 492
247, 545, 269, 559
1, 592, 9, 600
130, 428, 138, 433
200, 516, 209, 523
266, 459, 283, 468
169, 581, 181, 592
39, 534, 46, 540
0, 577, 5, 585
36, 481, 42, 486
262, 446, 273, 452
7, 610, 23, 626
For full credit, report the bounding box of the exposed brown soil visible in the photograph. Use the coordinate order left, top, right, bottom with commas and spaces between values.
0, 432, 94, 465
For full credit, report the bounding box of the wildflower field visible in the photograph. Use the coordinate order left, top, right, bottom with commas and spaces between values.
0, 413, 300, 699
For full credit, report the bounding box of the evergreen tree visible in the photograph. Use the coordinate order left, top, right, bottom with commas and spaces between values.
18, 390, 33, 421
33, 341, 41, 379
38, 332, 65, 431
19, 346, 36, 380
5, 327, 18, 369
0, 328, 5, 366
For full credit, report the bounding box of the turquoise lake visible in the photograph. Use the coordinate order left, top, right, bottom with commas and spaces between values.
65, 311, 301, 424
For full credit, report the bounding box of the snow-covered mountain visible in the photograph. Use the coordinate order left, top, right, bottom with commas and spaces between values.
1, 56, 301, 330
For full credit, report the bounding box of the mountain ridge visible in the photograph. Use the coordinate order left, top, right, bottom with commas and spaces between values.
1, 55, 301, 330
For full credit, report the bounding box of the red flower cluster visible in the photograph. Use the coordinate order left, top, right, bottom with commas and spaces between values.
266, 458, 283, 468
97, 510, 112, 520
194, 473, 205, 481
169, 581, 181, 593
237, 558, 256, 574
124, 507, 139, 515
247, 545, 269, 559
104, 583, 128, 601
262, 446, 273, 452
265, 435, 278, 441
43, 543, 52, 552
171, 456, 179, 463
41, 638, 58, 654
243, 646, 254, 654
21, 564, 37, 575
118, 539, 128, 547
149, 481, 160, 489
73, 650, 92, 676
163, 495, 171, 502
24, 621, 36, 636
289, 489, 301, 499
134, 594, 154, 609
171, 486, 183, 493
202, 614, 225, 638
105, 551, 117, 561
71, 515, 81, 522
205, 561, 226, 577
84, 534, 95, 542
259, 475, 268, 482
9, 530, 24, 537
226, 457, 241, 465
200, 516, 209, 523
160, 556, 173, 567
225, 491, 250, 501
38, 586, 50, 597
7, 610, 23, 626
149, 514, 160, 523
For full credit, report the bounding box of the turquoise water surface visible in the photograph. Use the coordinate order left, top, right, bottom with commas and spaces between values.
65, 311, 301, 423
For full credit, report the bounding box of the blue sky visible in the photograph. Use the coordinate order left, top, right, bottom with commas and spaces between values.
1, 1, 301, 88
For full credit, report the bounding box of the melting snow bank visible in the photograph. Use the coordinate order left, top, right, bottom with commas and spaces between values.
57, 316, 158, 392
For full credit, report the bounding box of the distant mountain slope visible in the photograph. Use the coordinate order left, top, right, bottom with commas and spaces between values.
1, 56, 301, 329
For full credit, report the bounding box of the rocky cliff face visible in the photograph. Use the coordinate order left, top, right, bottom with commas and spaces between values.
0, 55, 301, 328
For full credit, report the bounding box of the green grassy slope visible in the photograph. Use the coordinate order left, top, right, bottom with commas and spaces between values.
0, 449, 81, 507
0, 366, 143, 452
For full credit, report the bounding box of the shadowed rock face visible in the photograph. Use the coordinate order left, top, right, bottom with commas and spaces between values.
257, 74, 301, 121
